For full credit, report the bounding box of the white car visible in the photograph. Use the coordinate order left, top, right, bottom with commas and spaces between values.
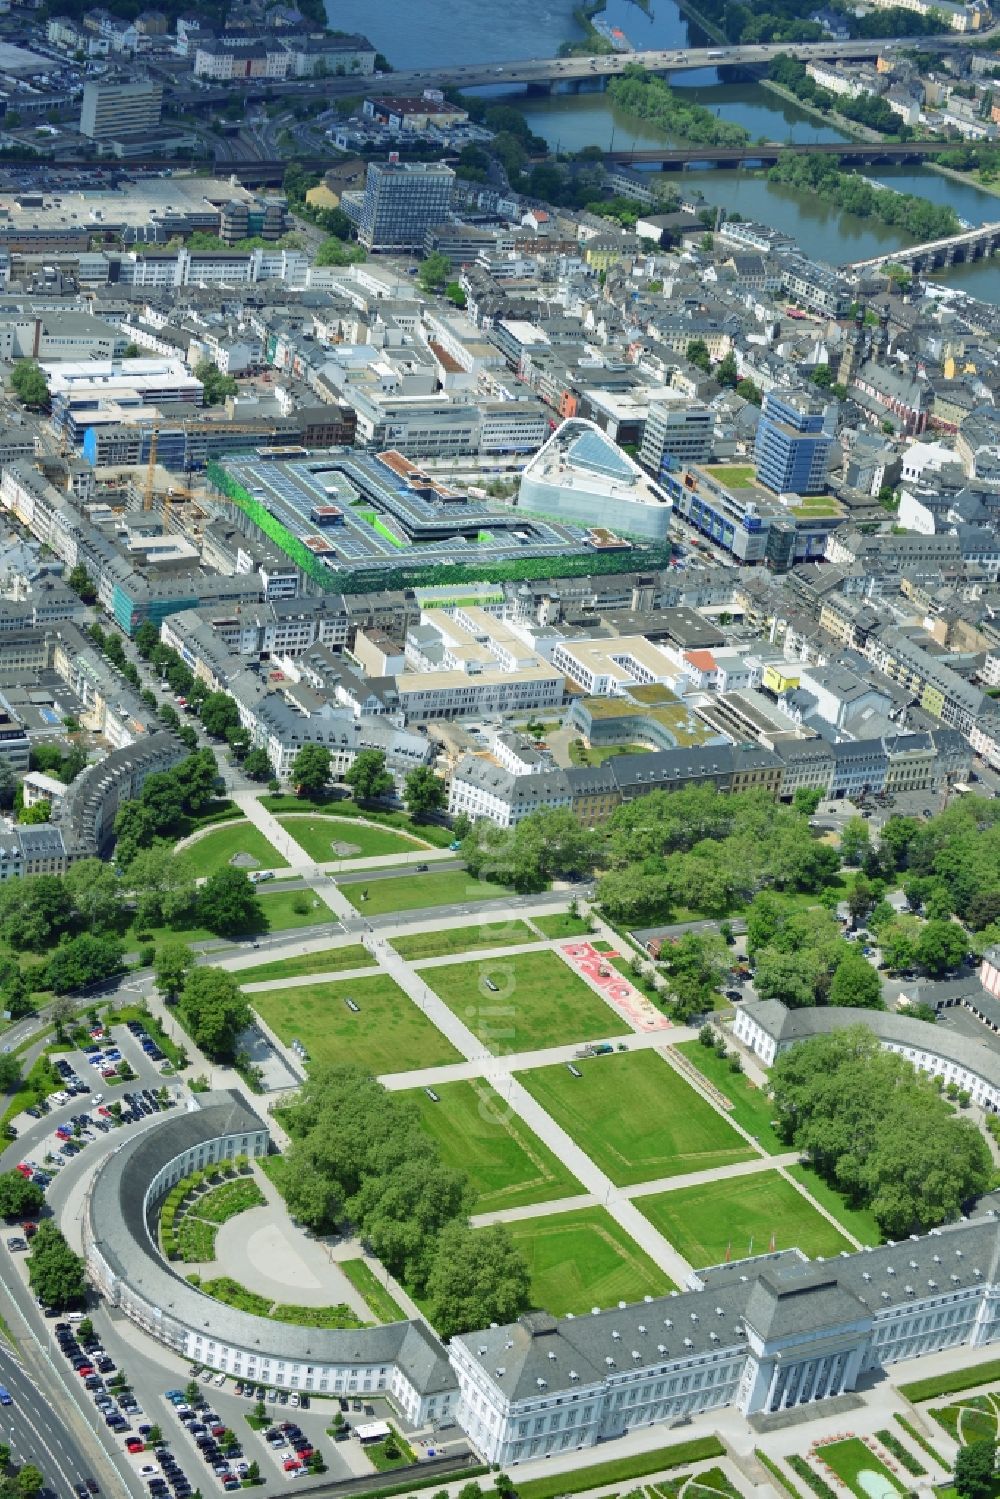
213, 1371, 226, 1387
289, 1393, 299, 1408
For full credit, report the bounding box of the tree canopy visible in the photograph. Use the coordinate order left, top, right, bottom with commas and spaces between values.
344, 749, 393, 805
178, 967, 251, 1061
26, 1221, 86, 1309
595, 785, 840, 926
291, 743, 331, 797
280, 1064, 529, 1328
197, 867, 262, 938
463, 807, 601, 893
9, 361, 48, 408
771, 1027, 991, 1237
404, 766, 446, 822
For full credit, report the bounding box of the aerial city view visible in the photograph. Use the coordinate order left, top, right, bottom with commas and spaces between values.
4, 0, 1000, 1495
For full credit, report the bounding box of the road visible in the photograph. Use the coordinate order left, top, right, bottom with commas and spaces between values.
0, 1335, 99, 1498
0, 1030, 188, 1499
162, 31, 985, 110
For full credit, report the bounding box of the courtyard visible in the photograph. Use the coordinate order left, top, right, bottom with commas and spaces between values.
427, 948, 622, 1054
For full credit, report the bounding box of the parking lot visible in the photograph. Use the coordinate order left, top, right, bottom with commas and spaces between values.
6, 1020, 182, 1256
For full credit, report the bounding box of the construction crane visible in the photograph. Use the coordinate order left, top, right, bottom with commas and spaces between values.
142, 422, 159, 512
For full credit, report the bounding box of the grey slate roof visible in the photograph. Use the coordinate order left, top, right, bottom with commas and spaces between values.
88, 1092, 453, 1392
741, 998, 1000, 1096
459, 1212, 1000, 1404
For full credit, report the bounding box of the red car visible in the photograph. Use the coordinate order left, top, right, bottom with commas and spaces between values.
97, 1106, 111, 1118
282, 1460, 301, 1473
22, 1223, 37, 1238
14, 1164, 31, 1178
295, 1448, 314, 1463
125, 1440, 143, 1454
76, 1366, 94, 1378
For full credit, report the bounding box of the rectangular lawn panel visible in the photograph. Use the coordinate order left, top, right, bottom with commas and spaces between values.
636, 1171, 854, 1269
429, 949, 619, 1054
501, 1206, 675, 1316
392, 921, 540, 961
181, 821, 288, 877
406, 1079, 582, 1212
342, 868, 515, 914
276, 815, 432, 862
249, 972, 461, 1074
238, 944, 373, 985
519, 1051, 755, 1185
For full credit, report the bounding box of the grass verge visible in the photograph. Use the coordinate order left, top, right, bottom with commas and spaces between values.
393, 921, 539, 961
677, 1039, 783, 1153
785, 1162, 881, 1247
755, 1451, 804, 1499
507, 1438, 725, 1499
260, 796, 453, 847
237, 944, 372, 985
342, 868, 516, 915
340, 1259, 406, 1324
899, 1359, 1000, 1403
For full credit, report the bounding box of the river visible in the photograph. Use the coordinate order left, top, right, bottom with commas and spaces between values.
325, 0, 1000, 297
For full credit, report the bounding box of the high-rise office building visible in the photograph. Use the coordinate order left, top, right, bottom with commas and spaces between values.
639, 397, 713, 477
356, 160, 455, 253
80, 76, 163, 140
754, 387, 835, 496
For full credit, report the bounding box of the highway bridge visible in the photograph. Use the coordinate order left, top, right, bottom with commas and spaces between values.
167, 31, 986, 108
603, 139, 962, 167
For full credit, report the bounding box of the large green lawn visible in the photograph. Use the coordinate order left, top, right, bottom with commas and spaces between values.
237, 944, 374, 986
676, 1041, 784, 1154
406, 1080, 582, 1212
429, 949, 619, 1055
501, 1207, 675, 1316
249, 972, 461, 1073
341, 868, 515, 915
276, 815, 433, 862
182, 821, 288, 878
519, 1051, 756, 1185
636, 1171, 855, 1269
393, 921, 540, 961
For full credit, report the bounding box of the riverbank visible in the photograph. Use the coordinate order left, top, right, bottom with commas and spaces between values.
758, 78, 876, 141
928, 159, 1000, 202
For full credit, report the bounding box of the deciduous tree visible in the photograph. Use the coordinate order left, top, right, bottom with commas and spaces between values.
344, 749, 393, 805
198, 868, 262, 938
425, 1222, 530, 1338
178, 968, 251, 1061
291, 743, 331, 798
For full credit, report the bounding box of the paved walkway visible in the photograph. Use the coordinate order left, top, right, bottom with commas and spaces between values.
377, 1028, 692, 1090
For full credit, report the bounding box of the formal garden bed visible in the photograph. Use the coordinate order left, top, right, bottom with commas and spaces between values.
159, 1157, 264, 1262
186, 1272, 368, 1330
810, 1436, 908, 1499
930, 1392, 1000, 1446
